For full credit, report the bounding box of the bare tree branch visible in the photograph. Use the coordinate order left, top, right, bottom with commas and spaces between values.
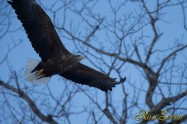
0, 80, 58, 124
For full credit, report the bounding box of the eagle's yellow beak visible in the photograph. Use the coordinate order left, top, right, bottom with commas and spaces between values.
79, 55, 85, 60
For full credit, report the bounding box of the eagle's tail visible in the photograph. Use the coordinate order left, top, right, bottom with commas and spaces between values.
24, 58, 51, 84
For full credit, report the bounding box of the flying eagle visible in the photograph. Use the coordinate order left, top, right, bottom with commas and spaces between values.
8, 0, 126, 92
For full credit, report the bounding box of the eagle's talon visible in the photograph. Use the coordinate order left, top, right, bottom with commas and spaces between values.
36, 69, 45, 77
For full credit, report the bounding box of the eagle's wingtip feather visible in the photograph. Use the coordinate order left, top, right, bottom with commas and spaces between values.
116, 77, 126, 84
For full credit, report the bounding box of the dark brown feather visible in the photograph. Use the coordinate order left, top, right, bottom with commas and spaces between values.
61, 63, 126, 92
8, 0, 70, 62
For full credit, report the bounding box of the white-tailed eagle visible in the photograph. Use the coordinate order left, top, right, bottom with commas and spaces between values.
8, 0, 126, 92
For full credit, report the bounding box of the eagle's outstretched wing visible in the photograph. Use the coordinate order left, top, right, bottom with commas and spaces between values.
61, 63, 126, 92
8, 0, 70, 62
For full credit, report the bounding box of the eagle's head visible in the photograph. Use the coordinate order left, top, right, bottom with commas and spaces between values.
75, 55, 85, 61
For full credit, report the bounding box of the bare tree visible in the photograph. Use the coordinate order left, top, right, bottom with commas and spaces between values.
0, 0, 187, 124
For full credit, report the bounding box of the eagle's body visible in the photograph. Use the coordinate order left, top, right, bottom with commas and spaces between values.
8, 0, 126, 92
32, 54, 84, 77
